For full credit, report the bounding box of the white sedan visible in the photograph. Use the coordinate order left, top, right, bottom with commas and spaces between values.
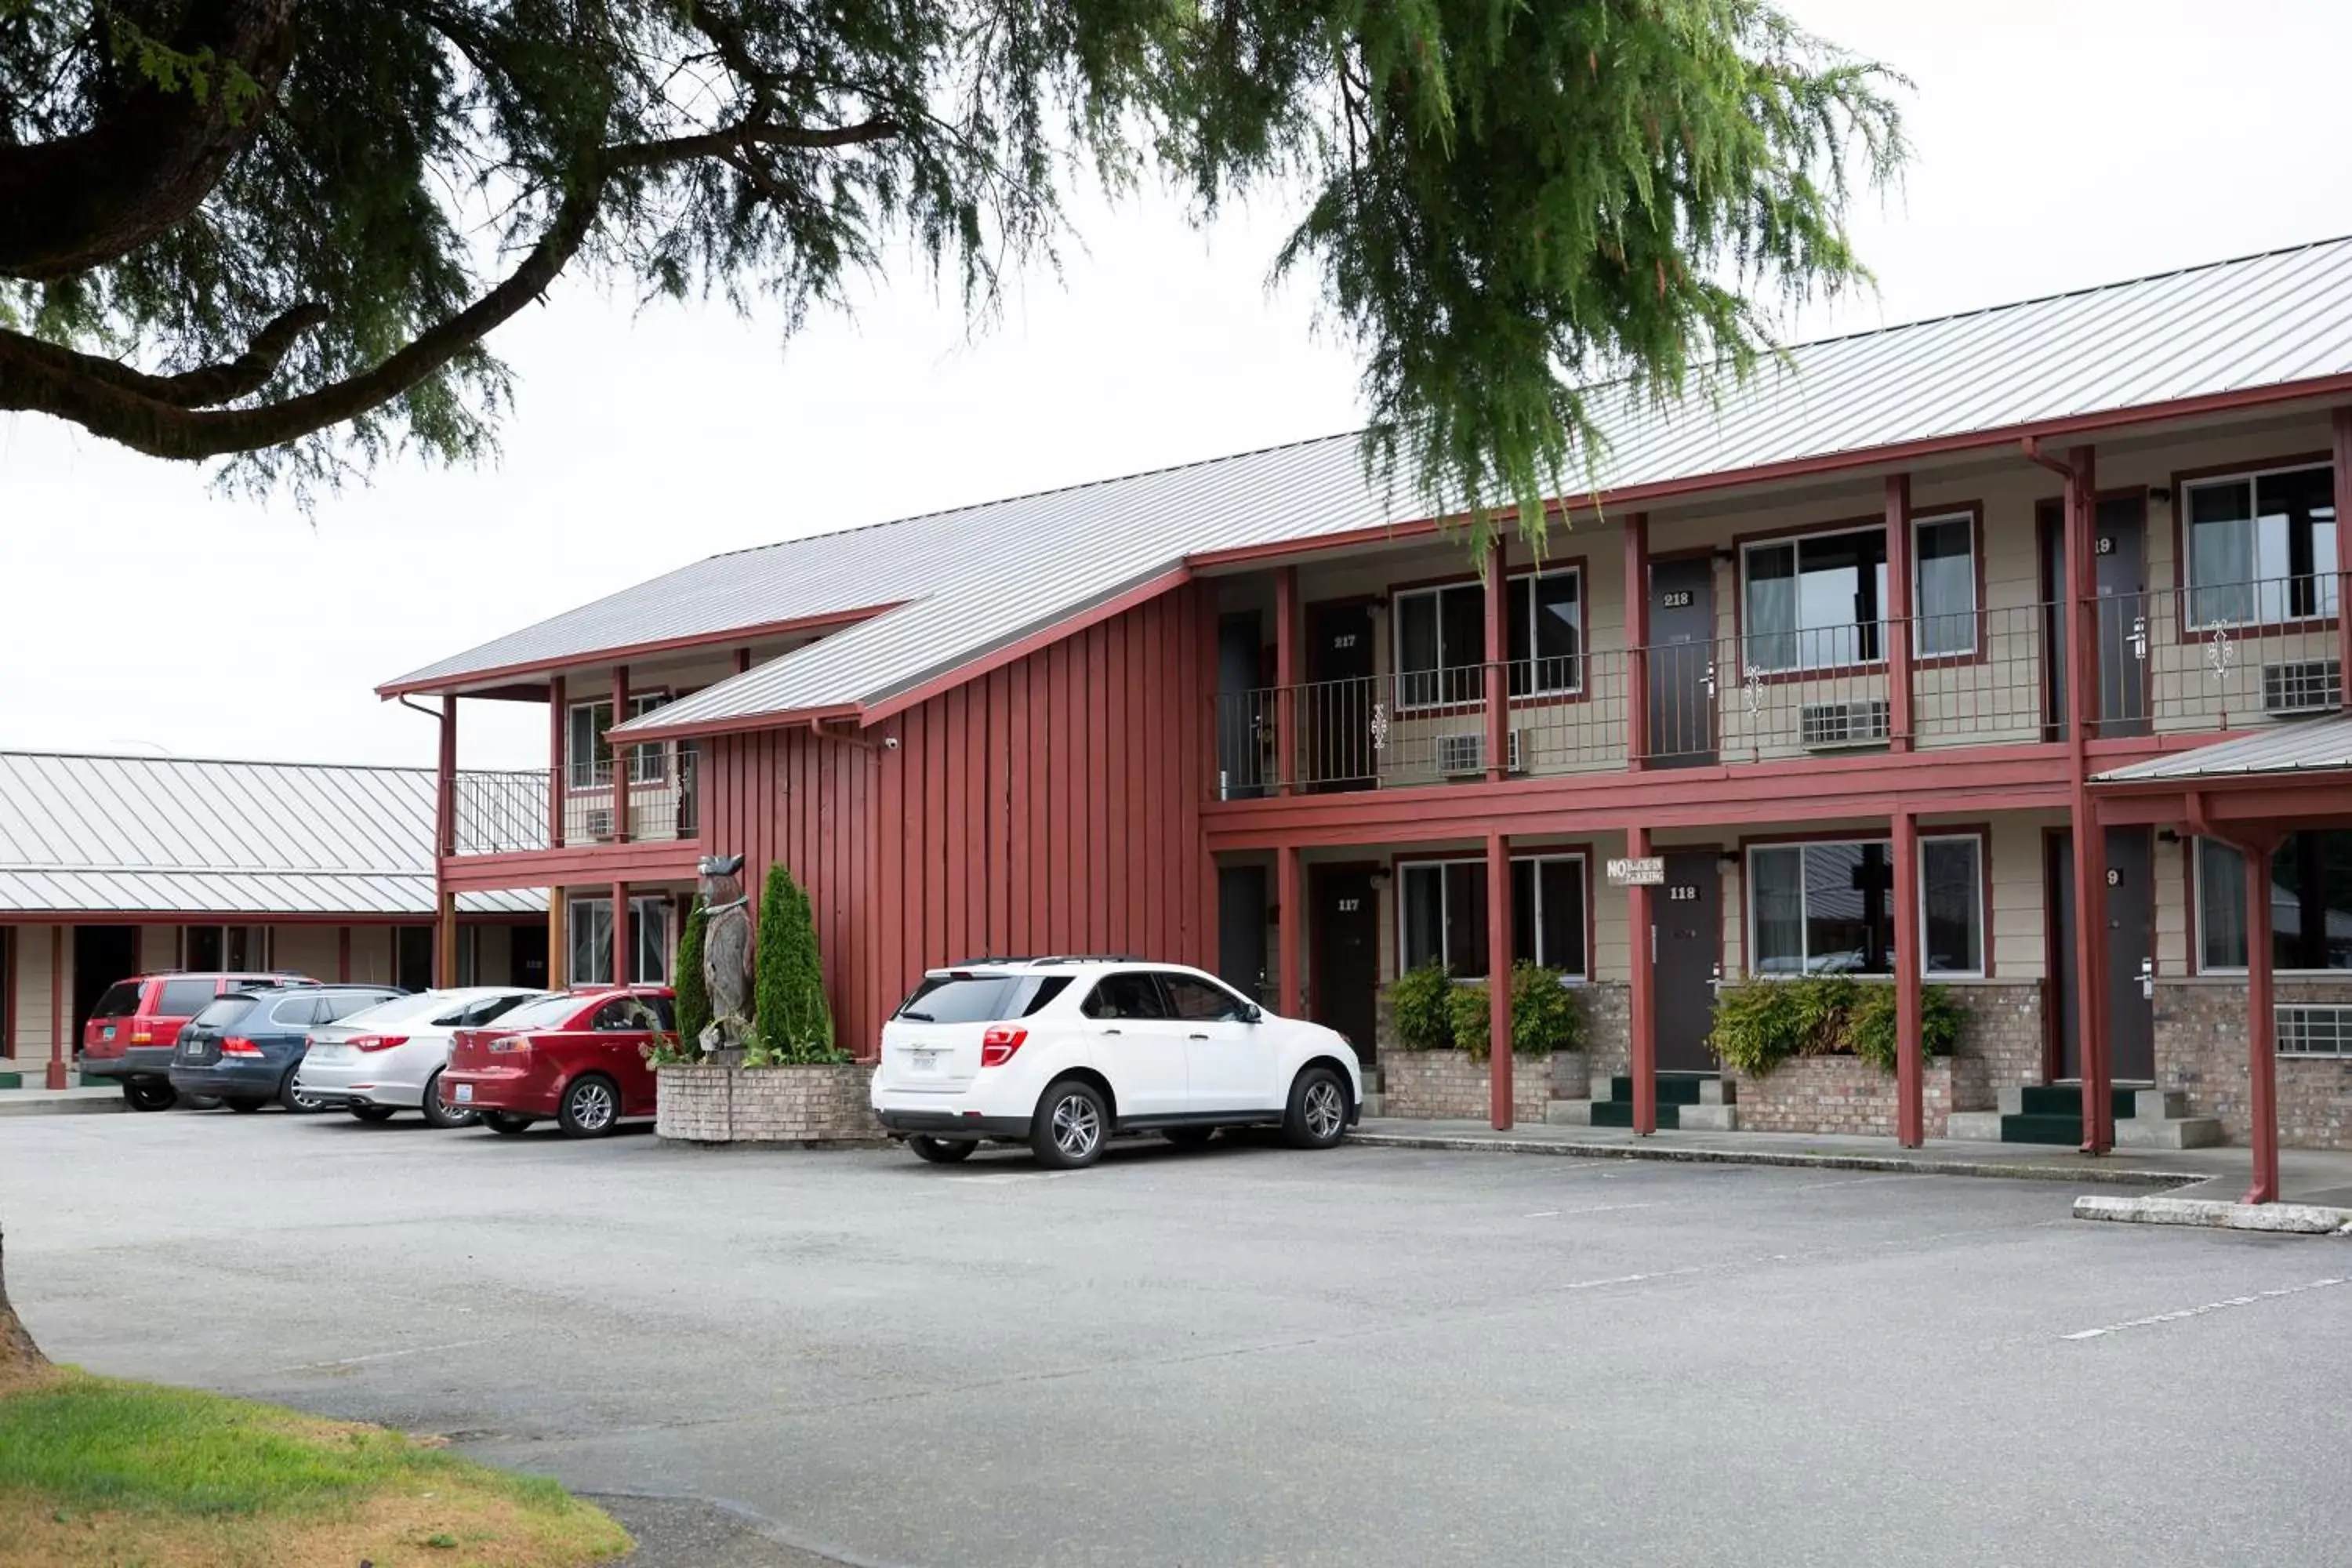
870, 959, 1361, 1168
296, 986, 546, 1127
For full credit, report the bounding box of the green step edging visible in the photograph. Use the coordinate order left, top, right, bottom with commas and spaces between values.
1606, 1073, 1719, 1107
2016, 1083, 2140, 1121
1590, 1101, 1682, 1130
0, 1071, 21, 1091
1998, 1113, 2087, 1145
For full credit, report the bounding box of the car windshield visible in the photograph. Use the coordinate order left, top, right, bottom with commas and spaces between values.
89, 982, 143, 1019
895, 973, 1071, 1024
488, 993, 590, 1031
187, 996, 260, 1029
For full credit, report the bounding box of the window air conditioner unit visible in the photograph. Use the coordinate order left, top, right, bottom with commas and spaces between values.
2260, 659, 2341, 716
1799, 699, 1892, 749
582, 807, 616, 840
1436, 730, 1526, 776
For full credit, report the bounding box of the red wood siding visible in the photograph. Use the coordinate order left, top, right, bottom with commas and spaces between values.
700, 583, 1216, 1059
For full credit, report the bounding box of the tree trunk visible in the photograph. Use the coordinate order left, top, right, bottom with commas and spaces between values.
0, 1219, 46, 1373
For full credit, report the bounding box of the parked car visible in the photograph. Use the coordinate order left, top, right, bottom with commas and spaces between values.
869, 959, 1361, 1169
166, 985, 408, 1112
295, 986, 548, 1127
80, 971, 318, 1110
441, 986, 676, 1138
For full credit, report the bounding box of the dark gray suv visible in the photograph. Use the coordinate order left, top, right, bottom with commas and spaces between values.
167, 985, 408, 1113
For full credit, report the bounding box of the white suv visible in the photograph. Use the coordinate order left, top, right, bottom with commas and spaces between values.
870, 958, 1362, 1168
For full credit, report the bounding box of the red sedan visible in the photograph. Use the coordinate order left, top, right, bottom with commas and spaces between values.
441, 986, 676, 1138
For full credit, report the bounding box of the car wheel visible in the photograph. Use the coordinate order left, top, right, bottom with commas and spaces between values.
1163, 1127, 1216, 1149
908, 1135, 977, 1164
347, 1105, 397, 1123
420, 1070, 477, 1131
278, 1070, 324, 1114
557, 1074, 620, 1138
1283, 1066, 1349, 1149
481, 1112, 534, 1135
1029, 1079, 1109, 1170
223, 1098, 268, 1113
123, 1082, 176, 1112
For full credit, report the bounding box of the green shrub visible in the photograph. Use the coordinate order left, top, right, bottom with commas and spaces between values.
1509, 961, 1584, 1056
673, 896, 711, 1054
1447, 982, 1491, 1059
1711, 975, 1964, 1076
1389, 961, 1455, 1051
749, 864, 842, 1065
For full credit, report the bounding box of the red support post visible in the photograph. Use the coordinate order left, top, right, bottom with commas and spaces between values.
2063, 445, 2114, 1154
1891, 808, 1925, 1146
1274, 568, 1299, 795
2243, 831, 2283, 1204
610, 664, 631, 844
2334, 408, 2352, 712
1625, 825, 1657, 1135
435, 698, 458, 989
547, 673, 567, 850
1485, 537, 1508, 783
1487, 829, 1513, 1129
1885, 474, 1914, 753
1623, 514, 1650, 769
46, 924, 66, 1091
1276, 845, 1303, 1019
612, 880, 630, 987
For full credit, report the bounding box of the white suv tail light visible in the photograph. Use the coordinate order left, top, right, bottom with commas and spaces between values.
979, 1026, 1027, 1068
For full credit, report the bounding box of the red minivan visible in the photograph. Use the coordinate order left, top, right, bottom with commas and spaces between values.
82, 971, 317, 1109
441, 986, 675, 1138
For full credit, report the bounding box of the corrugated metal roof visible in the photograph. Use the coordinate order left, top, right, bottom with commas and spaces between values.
0, 753, 542, 916
2093, 715, 2352, 784
389, 234, 2352, 735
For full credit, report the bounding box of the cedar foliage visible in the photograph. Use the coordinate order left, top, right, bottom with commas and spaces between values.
673, 897, 711, 1053
750, 863, 838, 1064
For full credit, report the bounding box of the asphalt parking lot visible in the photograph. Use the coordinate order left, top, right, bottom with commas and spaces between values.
5, 1112, 2349, 1567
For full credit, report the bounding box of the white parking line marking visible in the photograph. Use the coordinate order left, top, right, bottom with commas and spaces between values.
277, 1338, 500, 1374
2060, 1277, 2347, 1341
1523, 1210, 1561, 1219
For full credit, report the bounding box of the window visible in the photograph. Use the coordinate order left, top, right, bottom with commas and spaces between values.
1913, 514, 1978, 657
895, 973, 1072, 1022
1507, 571, 1584, 695
1393, 583, 1487, 709
1748, 836, 1983, 978
1081, 973, 1167, 1020
1398, 855, 1589, 977
568, 895, 671, 986
155, 978, 218, 1015
394, 927, 433, 993
184, 925, 269, 972
1744, 528, 1887, 673
496, 993, 593, 1032
2183, 464, 2339, 629
1159, 973, 1251, 1022
568, 695, 670, 789
90, 982, 145, 1019
591, 995, 674, 1031
268, 995, 328, 1028
2198, 830, 2352, 972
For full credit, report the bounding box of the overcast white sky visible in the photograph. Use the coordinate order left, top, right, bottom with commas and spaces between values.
5, 1, 2348, 770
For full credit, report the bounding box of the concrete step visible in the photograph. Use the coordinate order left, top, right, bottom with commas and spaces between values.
1947, 1110, 2005, 1142
1678, 1103, 1739, 1131
1545, 1098, 1592, 1126
2115, 1114, 2225, 1150
1358, 1092, 1385, 1118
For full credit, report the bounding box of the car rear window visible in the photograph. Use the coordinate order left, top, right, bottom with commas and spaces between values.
465, 993, 541, 1025
895, 974, 1072, 1024
188, 996, 260, 1029
89, 982, 145, 1019
489, 994, 588, 1031
156, 978, 218, 1015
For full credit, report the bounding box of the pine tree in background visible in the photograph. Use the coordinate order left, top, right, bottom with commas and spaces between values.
673, 897, 710, 1054
751, 863, 838, 1063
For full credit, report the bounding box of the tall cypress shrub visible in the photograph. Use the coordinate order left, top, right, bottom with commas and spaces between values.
673, 896, 710, 1051
752, 863, 837, 1062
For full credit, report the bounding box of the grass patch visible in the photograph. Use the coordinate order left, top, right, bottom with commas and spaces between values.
0, 1369, 629, 1567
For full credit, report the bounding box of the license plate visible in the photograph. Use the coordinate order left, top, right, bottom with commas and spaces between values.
453, 1083, 473, 1103
101, 1025, 115, 1041
908, 1051, 939, 1074
311, 1045, 347, 1062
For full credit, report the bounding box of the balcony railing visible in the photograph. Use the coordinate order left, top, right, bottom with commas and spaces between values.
451, 746, 700, 855
1214, 584, 2344, 795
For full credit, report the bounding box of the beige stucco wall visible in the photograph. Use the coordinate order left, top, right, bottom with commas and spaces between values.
6, 926, 61, 1058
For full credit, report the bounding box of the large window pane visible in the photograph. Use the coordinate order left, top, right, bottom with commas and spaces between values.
2198, 837, 2249, 971
1400, 864, 1446, 971
1744, 529, 1888, 672
570, 897, 614, 985
1445, 861, 1489, 976
1538, 858, 1587, 976
1508, 572, 1584, 695
630, 896, 670, 983
1914, 517, 1976, 657
2187, 466, 2336, 626
1804, 840, 1893, 974
1439, 584, 1486, 706
1922, 837, 1982, 975
1744, 543, 1798, 672
1510, 860, 1537, 966
1751, 846, 1806, 975
2205, 829, 2352, 971
1396, 585, 1485, 707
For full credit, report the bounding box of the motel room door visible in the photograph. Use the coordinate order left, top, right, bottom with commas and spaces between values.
1648, 557, 1717, 767
1652, 851, 1723, 1071
2049, 828, 2157, 1083
1308, 865, 1381, 1062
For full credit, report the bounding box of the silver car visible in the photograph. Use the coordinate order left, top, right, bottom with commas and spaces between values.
296, 986, 546, 1127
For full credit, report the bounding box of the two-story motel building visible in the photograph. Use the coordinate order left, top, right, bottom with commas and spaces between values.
385, 238, 2352, 1199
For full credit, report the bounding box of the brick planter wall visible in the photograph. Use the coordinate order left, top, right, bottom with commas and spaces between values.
1729, 1055, 1955, 1138
1377, 1051, 1561, 1123
1374, 982, 1625, 1075
2154, 979, 2352, 1149
655, 1063, 882, 1145
1945, 981, 2045, 1113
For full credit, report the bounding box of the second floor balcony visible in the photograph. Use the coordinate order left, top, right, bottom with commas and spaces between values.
1213, 579, 2345, 796
452, 744, 699, 856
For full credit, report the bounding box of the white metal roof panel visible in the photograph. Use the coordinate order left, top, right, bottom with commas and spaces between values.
2093, 715, 2352, 784
392, 236, 2352, 732
0, 753, 543, 916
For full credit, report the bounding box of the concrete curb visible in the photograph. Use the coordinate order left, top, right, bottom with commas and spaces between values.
2072, 1193, 2352, 1233
0, 1093, 125, 1118
1348, 1130, 2193, 1187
